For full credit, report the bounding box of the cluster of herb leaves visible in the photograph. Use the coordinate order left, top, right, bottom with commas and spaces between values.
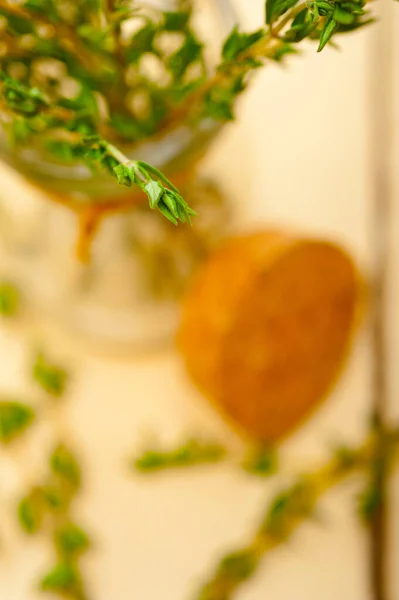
0, 0, 205, 224
0, 0, 375, 226
0, 341, 90, 600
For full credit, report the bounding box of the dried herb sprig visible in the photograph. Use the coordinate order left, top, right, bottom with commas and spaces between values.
194, 428, 399, 600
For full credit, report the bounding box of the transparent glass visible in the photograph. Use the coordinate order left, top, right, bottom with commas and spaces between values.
0, 0, 237, 352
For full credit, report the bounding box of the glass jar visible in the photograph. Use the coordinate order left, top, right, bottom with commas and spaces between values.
0, 0, 237, 352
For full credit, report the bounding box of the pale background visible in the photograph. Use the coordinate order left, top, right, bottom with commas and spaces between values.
1, 0, 399, 599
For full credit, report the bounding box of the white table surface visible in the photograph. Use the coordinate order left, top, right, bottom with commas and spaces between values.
1, 1, 399, 599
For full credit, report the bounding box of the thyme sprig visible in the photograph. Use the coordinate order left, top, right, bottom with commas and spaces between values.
166, 0, 373, 127
18, 443, 90, 600
0, 312, 90, 600
0, 73, 196, 225
133, 437, 226, 473
194, 428, 399, 600
132, 436, 280, 476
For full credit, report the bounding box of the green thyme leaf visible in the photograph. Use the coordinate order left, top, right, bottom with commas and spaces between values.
125, 23, 157, 62
145, 180, 165, 209
222, 28, 264, 61
162, 189, 180, 217
222, 28, 243, 60
50, 444, 81, 490
0, 72, 48, 116
156, 202, 179, 225
168, 32, 203, 79
17, 489, 43, 534
0, 401, 35, 444
40, 562, 81, 594
113, 163, 133, 187
285, 8, 318, 42
164, 11, 191, 31
266, 0, 300, 24
41, 484, 70, 511
271, 42, 298, 62
217, 550, 259, 581
314, 0, 335, 16
264, 481, 315, 535
0, 11, 34, 35
333, 444, 358, 470
0, 282, 20, 317
32, 351, 68, 398
317, 15, 338, 51
204, 94, 235, 121
356, 428, 394, 524
333, 17, 374, 33
243, 445, 278, 477
358, 483, 382, 523
55, 522, 90, 557
333, 5, 356, 24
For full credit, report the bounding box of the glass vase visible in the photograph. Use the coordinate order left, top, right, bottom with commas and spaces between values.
0, 0, 237, 352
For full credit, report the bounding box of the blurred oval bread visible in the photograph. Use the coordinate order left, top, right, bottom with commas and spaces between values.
178, 231, 362, 442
